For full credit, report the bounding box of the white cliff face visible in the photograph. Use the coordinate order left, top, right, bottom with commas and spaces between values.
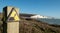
30, 15, 48, 19
30, 15, 60, 25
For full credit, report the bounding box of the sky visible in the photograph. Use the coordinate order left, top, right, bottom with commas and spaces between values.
0, 0, 60, 18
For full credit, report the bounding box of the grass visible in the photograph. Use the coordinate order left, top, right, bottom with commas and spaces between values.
0, 13, 60, 33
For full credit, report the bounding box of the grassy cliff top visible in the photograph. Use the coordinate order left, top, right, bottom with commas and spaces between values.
0, 13, 60, 33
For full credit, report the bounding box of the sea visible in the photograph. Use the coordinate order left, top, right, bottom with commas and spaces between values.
37, 18, 60, 25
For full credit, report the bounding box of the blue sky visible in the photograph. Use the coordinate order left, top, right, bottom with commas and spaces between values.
0, 0, 60, 18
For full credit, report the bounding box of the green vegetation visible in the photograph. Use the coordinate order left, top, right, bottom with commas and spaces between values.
0, 13, 60, 33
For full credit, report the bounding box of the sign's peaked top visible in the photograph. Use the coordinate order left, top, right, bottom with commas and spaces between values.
4, 6, 19, 8
3, 6, 20, 22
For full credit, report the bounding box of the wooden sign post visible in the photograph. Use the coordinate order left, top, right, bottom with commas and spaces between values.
3, 6, 20, 33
